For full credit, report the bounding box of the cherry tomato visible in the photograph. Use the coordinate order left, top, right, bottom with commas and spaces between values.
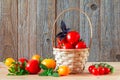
88, 65, 95, 73
25, 60, 41, 74
41, 59, 56, 69
4, 58, 15, 67
104, 67, 110, 74
18, 58, 28, 64
18, 58, 28, 69
61, 43, 73, 49
75, 41, 87, 49
58, 66, 70, 76
32, 54, 40, 61
98, 67, 105, 75
91, 68, 99, 75
66, 31, 80, 45
57, 38, 67, 48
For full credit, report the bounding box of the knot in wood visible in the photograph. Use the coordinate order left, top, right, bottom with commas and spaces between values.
90, 4, 97, 10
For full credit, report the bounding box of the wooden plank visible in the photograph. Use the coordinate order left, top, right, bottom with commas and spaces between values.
56, 0, 80, 33
0, 0, 3, 61
18, 0, 29, 59
80, 0, 100, 61
18, 0, 37, 59
100, 0, 120, 61
36, 0, 55, 58
0, 62, 120, 80
0, 0, 18, 61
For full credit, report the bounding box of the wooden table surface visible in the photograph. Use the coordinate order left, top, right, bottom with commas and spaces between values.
0, 62, 120, 80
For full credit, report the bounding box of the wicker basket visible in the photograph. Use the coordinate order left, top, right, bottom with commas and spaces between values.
52, 8, 93, 74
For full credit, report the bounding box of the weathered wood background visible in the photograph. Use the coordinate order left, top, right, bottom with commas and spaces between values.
0, 0, 120, 61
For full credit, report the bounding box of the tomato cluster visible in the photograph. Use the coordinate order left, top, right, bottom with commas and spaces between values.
56, 21, 87, 49
88, 63, 115, 75
4, 54, 70, 77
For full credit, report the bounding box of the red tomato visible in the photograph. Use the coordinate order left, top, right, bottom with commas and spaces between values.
66, 31, 80, 45
98, 67, 105, 75
62, 43, 74, 49
91, 68, 99, 75
18, 58, 28, 69
57, 38, 67, 48
104, 67, 110, 74
88, 65, 95, 73
25, 60, 41, 74
75, 41, 87, 49
18, 58, 28, 64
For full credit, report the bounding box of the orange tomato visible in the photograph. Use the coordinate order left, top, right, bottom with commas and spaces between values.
58, 66, 70, 76
41, 59, 56, 69
32, 54, 40, 61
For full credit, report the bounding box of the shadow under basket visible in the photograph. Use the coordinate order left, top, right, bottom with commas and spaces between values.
53, 48, 89, 74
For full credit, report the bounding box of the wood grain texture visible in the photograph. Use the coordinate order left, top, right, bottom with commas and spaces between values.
80, 0, 101, 61
0, 0, 18, 60
56, 0, 80, 33
100, 0, 120, 61
36, 0, 55, 58
18, 0, 29, 59
18, 0, 37, 59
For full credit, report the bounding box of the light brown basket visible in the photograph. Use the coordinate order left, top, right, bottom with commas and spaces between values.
52, 8, 92, 74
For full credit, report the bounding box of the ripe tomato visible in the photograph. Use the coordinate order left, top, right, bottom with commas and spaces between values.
98, 67, 105, 75
57, 38, 67, 48
4, 58, 15, 67
41, 59, 56, 69
25, 60, 41, 74
61, 43, 73, 49
18, 58, 28, 69
58, 66, 70, 76
66, 31, 80, 45
75, 41, 87, 49
88, 65, 95, 73
91, 68, 99, 75
104, 67, 110, 74
32, 54, 40, 61
18, 58, 28, 64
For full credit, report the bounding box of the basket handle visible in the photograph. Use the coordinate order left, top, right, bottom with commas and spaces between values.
52, 8, 92, 49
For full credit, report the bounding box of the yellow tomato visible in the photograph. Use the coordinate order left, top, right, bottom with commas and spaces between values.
41, 59, 56, 69
32, 54, 40, 61
58, 66, 70, 76
4, 58, 15, 67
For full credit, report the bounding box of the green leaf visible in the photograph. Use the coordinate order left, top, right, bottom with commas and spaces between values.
111, 67, 115, 73
40, 64, 48, 70
94, 64, 99, 68
52, 72, 59, 77
39, 70, 48, 76
40, 57, 44, 62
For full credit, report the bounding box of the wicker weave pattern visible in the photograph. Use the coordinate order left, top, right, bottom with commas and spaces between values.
53, 48, 89, 73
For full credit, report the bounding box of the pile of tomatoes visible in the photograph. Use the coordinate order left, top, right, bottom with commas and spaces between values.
88, 63, 115, 75
56, 31, 87, 49
56, 21, 87, 49
4, 55, 70, 76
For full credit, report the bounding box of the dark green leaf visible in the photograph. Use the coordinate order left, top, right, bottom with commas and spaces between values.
40, 64, 48, 70
39, 70, 48, 76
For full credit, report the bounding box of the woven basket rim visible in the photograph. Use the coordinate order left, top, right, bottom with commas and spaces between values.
53, 47, 89, 51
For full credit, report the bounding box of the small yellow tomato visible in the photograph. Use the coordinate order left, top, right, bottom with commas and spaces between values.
32, 54, 40, 61
58, 66, 70, 76
4, 58, 15, 67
